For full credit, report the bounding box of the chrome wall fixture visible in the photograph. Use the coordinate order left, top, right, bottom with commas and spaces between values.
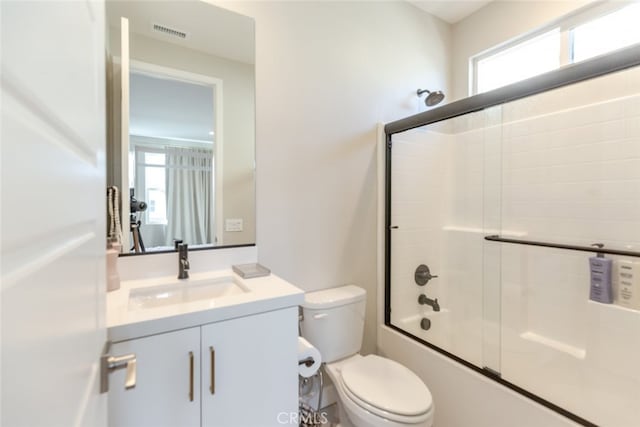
415, 264, 438, 286
415, 264, 440, 330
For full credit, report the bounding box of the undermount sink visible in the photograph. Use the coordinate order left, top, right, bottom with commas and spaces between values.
128, 275, 250, 310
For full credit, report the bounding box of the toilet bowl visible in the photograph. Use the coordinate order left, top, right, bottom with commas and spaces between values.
300, 285, 434, 427
325, 354, 434, 427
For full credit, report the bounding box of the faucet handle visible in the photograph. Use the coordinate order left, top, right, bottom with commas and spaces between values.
177, 243, 190, 279
174, 239, 184, 251
415, 264, 438, 286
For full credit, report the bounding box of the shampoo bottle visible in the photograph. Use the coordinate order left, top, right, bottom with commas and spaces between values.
589, 244, 613, 304
614, 260, 640, 310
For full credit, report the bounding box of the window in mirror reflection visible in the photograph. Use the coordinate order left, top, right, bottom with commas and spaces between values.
135, 151, 167, 225
129, 70, 216, 251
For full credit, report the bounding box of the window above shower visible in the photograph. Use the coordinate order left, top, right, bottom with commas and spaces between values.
471, 1, 640, 95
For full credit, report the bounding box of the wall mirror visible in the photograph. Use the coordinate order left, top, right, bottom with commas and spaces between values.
105, 0, 255, 254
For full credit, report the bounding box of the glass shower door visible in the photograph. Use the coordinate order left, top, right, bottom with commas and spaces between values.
388, 106, 503, 372
388, 63, 640, 426
495, 65, 640, 426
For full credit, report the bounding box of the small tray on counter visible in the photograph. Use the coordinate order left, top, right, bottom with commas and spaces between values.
232, 263, 271, 279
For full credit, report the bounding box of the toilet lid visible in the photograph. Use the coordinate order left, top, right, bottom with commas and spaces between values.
341, 355, 432, 417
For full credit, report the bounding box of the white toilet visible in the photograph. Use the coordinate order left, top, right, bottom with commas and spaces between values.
300, 285, 434, 427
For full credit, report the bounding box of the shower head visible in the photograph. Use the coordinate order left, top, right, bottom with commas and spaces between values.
417, 88, 445, 107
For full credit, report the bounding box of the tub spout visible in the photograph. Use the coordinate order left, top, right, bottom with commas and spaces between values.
418, 294, 440, 312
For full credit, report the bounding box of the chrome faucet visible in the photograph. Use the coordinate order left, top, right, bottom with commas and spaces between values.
177, 243, 190, 279
418, 294, 440, 312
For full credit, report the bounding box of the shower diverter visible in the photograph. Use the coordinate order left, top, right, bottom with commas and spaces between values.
415, 264, 438, 286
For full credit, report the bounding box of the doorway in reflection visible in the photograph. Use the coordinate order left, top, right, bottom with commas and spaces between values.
129, 68, 219, 252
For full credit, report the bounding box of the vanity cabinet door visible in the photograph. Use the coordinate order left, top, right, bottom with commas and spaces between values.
201, 307, 299, 426
108, 327, 200, 427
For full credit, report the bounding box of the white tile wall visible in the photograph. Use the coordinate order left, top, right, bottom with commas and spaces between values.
388, 65, 640, 426
389, 109, 502, 367
499, 66, 640, 426
390, 128, 451, 325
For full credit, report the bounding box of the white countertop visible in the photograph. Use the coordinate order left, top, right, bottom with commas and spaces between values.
107, 269, 304, 342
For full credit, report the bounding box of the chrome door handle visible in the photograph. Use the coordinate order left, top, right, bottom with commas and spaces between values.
100, 342, 137, 393
107, 354, 137, 390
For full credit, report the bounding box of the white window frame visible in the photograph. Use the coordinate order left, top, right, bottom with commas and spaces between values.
133, 145, 168, 226
470, 1, 638, 96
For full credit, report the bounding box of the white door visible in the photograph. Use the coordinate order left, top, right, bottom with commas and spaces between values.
201, 308, 299, 427
108, 328, 200, 427
1, 1, 107, 426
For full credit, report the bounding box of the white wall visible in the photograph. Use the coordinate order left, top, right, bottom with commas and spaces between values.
215, 0, 451, 353
451, 0, 591, 101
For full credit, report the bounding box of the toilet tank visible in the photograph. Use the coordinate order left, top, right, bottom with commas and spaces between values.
300, 285, 366, 363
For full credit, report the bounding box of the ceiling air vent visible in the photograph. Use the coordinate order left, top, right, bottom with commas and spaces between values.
152, 23, 188, 39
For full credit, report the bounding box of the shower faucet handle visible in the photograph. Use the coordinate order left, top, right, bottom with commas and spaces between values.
415, 264, 438, 286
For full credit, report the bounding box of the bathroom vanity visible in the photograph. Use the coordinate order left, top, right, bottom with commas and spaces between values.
103, 0, 296, 424
107, 270, 303, 427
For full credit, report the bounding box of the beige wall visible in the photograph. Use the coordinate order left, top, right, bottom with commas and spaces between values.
215, 0, 450, 353
209, 0, 596, 353
451, 0, 592, 101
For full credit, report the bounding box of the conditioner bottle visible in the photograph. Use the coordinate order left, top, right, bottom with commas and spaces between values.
589, 244, 612, 304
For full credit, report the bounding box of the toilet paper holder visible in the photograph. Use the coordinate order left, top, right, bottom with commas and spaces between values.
298, 336, 321, 378
299, 357, 315, 367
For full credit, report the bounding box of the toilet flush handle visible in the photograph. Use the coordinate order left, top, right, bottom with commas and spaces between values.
313, 313, 328, 319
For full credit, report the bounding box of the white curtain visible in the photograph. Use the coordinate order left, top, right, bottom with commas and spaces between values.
165, 147, 213, 246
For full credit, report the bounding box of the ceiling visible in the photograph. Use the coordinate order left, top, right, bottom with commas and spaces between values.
119, 0, 488, 141
129, 72, 214, 143
408, 0, 493, 23
106, 0, 255, 65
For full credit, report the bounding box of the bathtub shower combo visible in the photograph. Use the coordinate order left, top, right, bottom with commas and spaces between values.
384, 44, 640, 427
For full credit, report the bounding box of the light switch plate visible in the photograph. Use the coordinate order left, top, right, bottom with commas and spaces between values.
225, 218, 243, 232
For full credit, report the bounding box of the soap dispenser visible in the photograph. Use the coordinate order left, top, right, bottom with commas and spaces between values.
589, 244, 613, 304
614, 259, 640, 310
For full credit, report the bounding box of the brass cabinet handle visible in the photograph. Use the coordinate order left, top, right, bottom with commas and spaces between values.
209, 346, 215, 395
188, 351, 194, 402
